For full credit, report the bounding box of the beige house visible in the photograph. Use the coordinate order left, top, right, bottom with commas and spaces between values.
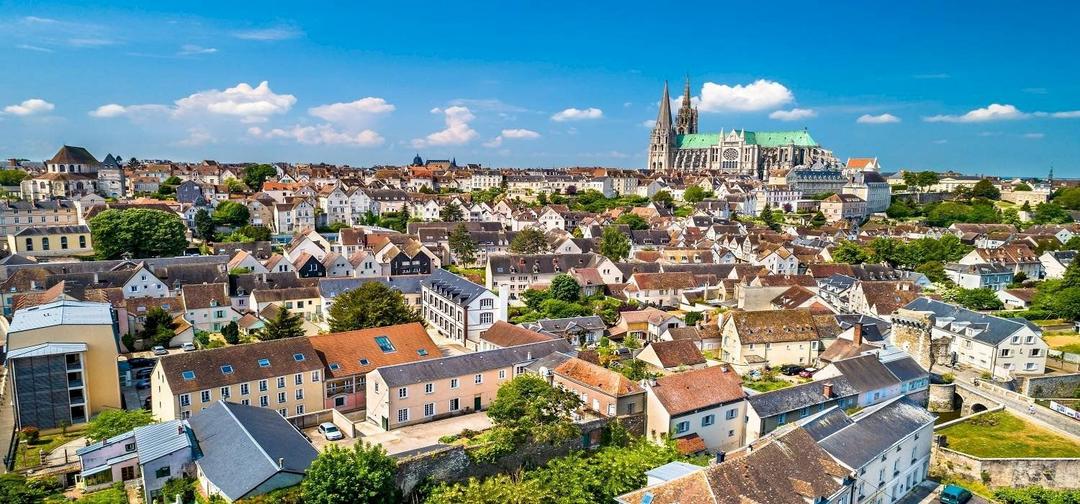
644, 365, 747, 454
530, 352, 646, 418
3, 300, 121, 429
181, 283, 243, 333
365, 339, 571, 430
0, 200, 80, 244
720, 308, 822, 370
820, 193, 867, 223
151, 337, 325, 420
7, 225, 94, 257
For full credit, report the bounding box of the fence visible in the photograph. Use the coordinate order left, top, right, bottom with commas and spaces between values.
286, 408, 358, 438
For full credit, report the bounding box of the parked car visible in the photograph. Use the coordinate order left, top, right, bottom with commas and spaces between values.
127, 357, 155, 368
135, 368, 153, 379
940, 484, 972, 504
135, 378, 151, 389
152, 346, 168, 356
182, 343, 196, 352
799, 368, 817, 379
779, 364, 803, 376
318, 422, 343, 441
143, 396, 153, 410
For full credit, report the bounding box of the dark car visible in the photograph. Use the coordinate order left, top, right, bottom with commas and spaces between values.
940, 484, 972, 504
127, 357, 155, 369
779, 364, 803, 376
135, 368, 153, 380
143, 396, 153, 410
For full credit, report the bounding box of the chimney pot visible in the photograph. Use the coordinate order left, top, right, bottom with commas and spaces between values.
823, 382, 833, 398
853, 323, 863, 346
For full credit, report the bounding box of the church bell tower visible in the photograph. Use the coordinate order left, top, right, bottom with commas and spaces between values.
647, 81, 676, 172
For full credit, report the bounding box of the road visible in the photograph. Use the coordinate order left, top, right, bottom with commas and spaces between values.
0, 368, 14, 473
898, 481, 991, 504
950, 367, 1080, 438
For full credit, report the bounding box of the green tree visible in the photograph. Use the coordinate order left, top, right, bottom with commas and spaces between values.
86, 409, 155, 442
140, 306, 176, 347
0, 474, 50, 504
832, 240, 870, 264
1031, 202, 1073, 225
89, 208, 189, 259
327, 282, 420, 332
212, 201, 251, 227
509, 227, 550, 254
810, 211, 827, 227
916, 171, 940, 191
448, 223, 479, 264
426, 474, 545, 504
971, 179, 1002, 200
760, 204, 780, 231
440, 202, 464, 222
224, 178, 247, 193
1013, 182, 1033, 192
301, 442, 397, 504
1064, 236, 1080, 251
487, 374, 582, 444
194, 208, 215, 241
234, 225, 272, 242
945, 287, 1004, 310
221, 321, 240, 345
614, 213, 649, 231
903, 171, 921, 192
915, 261, 949, 284
598, 225, 631, 261
0, 169, 28, 186
651, 190, 673, 208
549, 274, 581, 303
537, 192, 549, 205
258, 307, 306, 340
682, 186, 709, 203
683, 311, 703, 326
243, 164, 277, 191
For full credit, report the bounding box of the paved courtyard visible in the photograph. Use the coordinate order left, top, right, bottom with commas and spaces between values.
307, 411, 492, 456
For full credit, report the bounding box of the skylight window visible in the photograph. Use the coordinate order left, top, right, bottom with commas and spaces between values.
374, 336, 395, 353
258, 358, 271, 367
417, 349, 428, 356
359, 359, 369, 366
221, 365, 233, 375
329, 363, 341, 371
293, 353, 305, 362
181, 370, 196, 380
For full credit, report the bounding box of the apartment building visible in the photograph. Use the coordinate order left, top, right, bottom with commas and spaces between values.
719, 308, 823, 370
365, 339, 571, 430
6, 225, 94, 257
151, 337, 324, 420
0, 200, 80, 243
421, 268, 507, 349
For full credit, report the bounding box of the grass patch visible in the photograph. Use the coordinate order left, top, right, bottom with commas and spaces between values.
15, 433, 77, 470
70, 484, 129, 503
1034, 319, 1067, 327
1043, 331, 1080, 353
938, 410, 1080, 458
744, 377, 793, 393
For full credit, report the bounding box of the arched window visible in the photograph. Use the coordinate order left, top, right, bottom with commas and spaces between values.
59, 165, 66, 173
79, 235, 87, 248
24, 238, 33, 251
42, 237, 50, 251
60, 236, 68, 249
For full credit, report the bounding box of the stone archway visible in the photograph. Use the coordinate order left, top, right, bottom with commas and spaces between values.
971, 403, 989, 414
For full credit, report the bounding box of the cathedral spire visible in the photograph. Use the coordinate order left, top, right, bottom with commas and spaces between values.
674, 76, 698, 135
656, 81, 672, 130
682, 75, 692, 108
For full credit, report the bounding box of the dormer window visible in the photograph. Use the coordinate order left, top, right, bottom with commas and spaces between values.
221, 365, 234, 374
258, 358, 271, 367
181, 370, 196, 380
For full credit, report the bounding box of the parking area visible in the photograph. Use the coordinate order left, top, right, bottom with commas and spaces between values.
897, 481, 990, 504
120, 356, 158, 411
306, 411, 493, 456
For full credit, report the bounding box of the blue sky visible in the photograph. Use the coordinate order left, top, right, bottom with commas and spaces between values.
0, 1, 1078, 176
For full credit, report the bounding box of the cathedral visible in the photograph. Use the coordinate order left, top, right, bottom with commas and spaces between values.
647, 79, 838, 178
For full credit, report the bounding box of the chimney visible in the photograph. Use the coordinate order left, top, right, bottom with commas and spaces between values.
278, 457, 285, 470
823, 382, 833, 399
716, 451, 726, 464
853, 323, 863, 346
178, 425, 184, 435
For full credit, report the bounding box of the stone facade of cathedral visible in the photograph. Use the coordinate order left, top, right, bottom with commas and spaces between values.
647, 79, 838, 178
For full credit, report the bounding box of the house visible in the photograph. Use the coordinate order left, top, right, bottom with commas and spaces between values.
945, 263, 1013, 291
365, 339, 572, 430
719, 309, 823, 371
814, 354, 902, 407
421, 268, 508, 350
150, 337, 325, 420
292, 252, 327, 278
643, 365, 747, 454
7, 225, 94, 257
308, 322, 440, 412
745, 378, 859, 442
529, 352, 646, 418
181, 282, 243, 333
476, 321, 557, 350
636, 339, 707, 372
4, 300, 122, 429
249, 286, 322, 324
622, 272, 699, 308
959, 244, 1043, 280
820, 193, 867, 223
609, 307, 684, 343
899, 297, 1048, 378
754, 246, 799, 275
1040, 250, 1075, 279
523, 316, 606, 346
188, 401, 319, 502
997, 288, 1036, 309
486, 253, 618, 301
616, 427, 852, 504
660, 324, 722, 351
76, 419, 196, 501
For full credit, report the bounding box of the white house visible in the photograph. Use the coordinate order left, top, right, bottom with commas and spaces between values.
421, 268, 509, 349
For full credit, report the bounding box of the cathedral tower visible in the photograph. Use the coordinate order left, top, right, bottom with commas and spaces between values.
647, 82, 675, 171
674, 76, 698, 135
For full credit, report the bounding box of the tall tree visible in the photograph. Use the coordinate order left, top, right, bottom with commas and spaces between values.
221, 321, 240, 344
651, 190, 673, 208
89, 208, 189, 259
487, 374, 581, 444
614, 213, 649, 230
243, 164, 277, 191
440, 202, 465, 222
194, 208, 215, 241
302, 442, 398, 504
549, 274, 581, 303
598, 225, 631, 261
258, 307, 305, 340
682, 186, 710, 203
509, 228, 550, 254
327, 282, 420, 332
448, 223, 479, 265
140, 307, 177, 347
971, 179, 1002, 200
212, 201, 251, 227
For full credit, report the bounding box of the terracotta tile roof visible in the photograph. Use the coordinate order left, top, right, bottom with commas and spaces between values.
727, 309, 820, 344
629, 271, 698, 290
857, 281, 919, 314
308, 322, 439, 379
479, 321, 557, 348
650, 365, 744, 416
181, 282, 230, 310
159, 337, 323, 395
646, 340, 706, 368
553, 356, 643, 397
674, 433, 707, 455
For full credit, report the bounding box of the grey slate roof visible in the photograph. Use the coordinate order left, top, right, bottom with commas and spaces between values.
422, 268, 489, 305
188, 401, 318, 502
799, 407, 854, 441
528, 316, 606, 333
834, 314, 890, 343
747, 376, 859, 418
883, 356, 928, 382
903, 297, 1035, 346
829, 355, 901, 394
375, 339, 572, 387
135, 419, 194, 464
318, 275, 429, 298
817, 397, 935, 469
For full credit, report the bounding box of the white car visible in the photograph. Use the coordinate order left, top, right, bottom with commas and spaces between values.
182, 343, 196, 352
318, 422, 343, 441
152, 346, 168, 356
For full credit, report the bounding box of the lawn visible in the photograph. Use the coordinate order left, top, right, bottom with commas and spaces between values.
1043, 331, 1080, 353
15, 433, 77, 470
743, 377, 793, 393
937, 410, 1080, 458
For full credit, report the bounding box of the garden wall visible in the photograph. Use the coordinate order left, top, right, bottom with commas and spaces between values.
929, 383, 956, 412
932, 446, 1080, 489
1020, 373, 1080, 399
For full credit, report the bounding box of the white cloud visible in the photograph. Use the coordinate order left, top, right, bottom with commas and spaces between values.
3, 98, 54, 116
484, 128, 541, 148
641, 119, 656, 128
769, 108, 816, 121
448, 98, 529, 113
68, 38, 115, 47
89, 103, 170, 118
697, 79, 794, 112
1049, 111, 1080, 118
252, 124, 384, 146
1023, 133, 1045, 139
551, 107, 603, 122
232, 26, 303, 41
15, 44, 53, 53
308, 98, 395, 123
924, 103, 1026, 123
173, 81, 295, 123
178, 44, 217, 56
175, 128, 215, 147
412, 106, 477, 148
856, 113, 901, 124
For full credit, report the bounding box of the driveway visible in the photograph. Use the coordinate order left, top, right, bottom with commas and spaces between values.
897, 481, 991, 504
308, 412, 492, 456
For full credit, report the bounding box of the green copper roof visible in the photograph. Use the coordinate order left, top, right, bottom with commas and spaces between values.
675, 130, 819, 149
675, 133, 720, 149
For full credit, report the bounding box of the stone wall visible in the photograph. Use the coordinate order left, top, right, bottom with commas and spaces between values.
929, 383, 956, 412
932, 446, 1080, 490
892, 310, 950, 373
1020, 374, 1080, 399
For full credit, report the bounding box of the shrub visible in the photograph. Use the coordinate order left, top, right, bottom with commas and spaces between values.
940, 373, 956, 384
19, 427, 39, 443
